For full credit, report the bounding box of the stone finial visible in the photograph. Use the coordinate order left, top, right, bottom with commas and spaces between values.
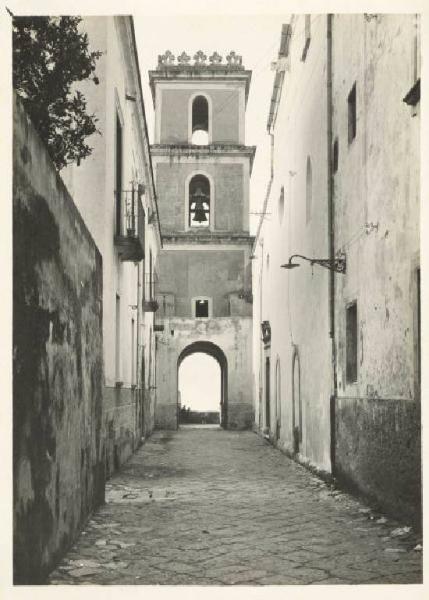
159, 50, 175, 65
193, 50, 207, 65
209, 51, 223, 64
226, 51, 242, 66
177, 51, 191, 65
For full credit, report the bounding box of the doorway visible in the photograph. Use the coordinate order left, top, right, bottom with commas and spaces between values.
275, 358, 281, 441
292, 348, 302, 454
177, 341, 228, 428
265, 357, 271, 431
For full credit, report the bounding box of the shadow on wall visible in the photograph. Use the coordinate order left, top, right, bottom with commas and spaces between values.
13, 96, 104, 584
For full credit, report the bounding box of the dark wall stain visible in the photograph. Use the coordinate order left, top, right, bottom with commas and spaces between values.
13, 98, 104, 584
335, 397, 421, 530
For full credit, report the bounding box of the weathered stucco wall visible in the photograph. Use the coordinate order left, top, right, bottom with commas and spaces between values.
155, 317, 253, 430
157, 248, 252, 318
13, 97, 104, 583
253, 16, 333, 472
332, 14, 420, 522
61, 17, 161, 473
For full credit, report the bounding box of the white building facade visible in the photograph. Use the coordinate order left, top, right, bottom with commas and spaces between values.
253, 14, 421, 525
61, 16, 162, 475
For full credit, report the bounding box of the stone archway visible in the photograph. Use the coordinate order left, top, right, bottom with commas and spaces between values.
177, 341, 228, 428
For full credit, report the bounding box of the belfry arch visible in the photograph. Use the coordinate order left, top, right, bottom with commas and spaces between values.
177, 341, 228, 428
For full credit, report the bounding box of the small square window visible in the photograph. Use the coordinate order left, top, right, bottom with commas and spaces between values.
348, 83, 357, 144
346, 302, 358, 383
195, 299, 209, 318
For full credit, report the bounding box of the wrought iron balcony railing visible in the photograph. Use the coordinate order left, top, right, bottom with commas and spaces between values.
114, 185, 145, 262
143, 272, 159, 312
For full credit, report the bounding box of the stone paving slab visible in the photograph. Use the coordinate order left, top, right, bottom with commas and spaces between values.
48, 428, 423, 585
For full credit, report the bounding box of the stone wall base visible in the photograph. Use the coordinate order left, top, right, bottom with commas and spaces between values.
335, 397, 421, 529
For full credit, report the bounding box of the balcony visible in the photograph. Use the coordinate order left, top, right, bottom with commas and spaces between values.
114, 186, 145, 262
143, 272, 159, 313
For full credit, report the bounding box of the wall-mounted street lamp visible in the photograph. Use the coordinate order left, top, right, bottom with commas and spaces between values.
281, 253, 346, 274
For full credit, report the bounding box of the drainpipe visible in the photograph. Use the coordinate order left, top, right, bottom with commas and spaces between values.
259, 239, 264, 430
253, 132, 274, 431
252, 133, 274, 256
327, 14, 337, 475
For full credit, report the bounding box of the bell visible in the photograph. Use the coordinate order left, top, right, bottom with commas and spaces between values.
191, 187, 208, 222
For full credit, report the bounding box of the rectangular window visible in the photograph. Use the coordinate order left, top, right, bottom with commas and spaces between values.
348, 83, 357, 144
195, 299, 209, 318
115, 113, 123, 235
346, 302, 358, 383
332, 138, 339, 173
301, 15, 311, 61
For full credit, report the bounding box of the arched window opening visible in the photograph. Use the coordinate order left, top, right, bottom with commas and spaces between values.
192, 95, 209, 145
189, 174, 210, 227
306, 156, 312, 224
178, 353, 221, 425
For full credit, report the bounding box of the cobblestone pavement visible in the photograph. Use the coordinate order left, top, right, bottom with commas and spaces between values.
49, 427, 423, 585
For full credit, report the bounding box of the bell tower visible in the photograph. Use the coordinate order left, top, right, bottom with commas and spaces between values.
149, 50, 255, 430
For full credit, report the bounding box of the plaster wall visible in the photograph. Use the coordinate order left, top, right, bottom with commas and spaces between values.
331, 14, 421, 523
332, 14, 420, 400
253, 16, 332, 471
155, 318, 253, 430
61, 17, 160, 471
13, 97, 104, 583
157, 247, 252, 318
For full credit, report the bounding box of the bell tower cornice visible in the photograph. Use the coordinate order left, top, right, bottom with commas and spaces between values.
150, 143, 256, 174
149, 50, 252, 106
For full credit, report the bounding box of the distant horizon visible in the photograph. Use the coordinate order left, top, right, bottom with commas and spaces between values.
178, 352, 221, 411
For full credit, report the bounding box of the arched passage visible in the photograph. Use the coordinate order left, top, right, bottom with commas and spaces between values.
177, 341, 228, 428
292, 347, 302, 454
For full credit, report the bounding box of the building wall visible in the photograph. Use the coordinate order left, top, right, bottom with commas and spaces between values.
158, 248, 252, 317
61, 17, 161, 475
331, 14, 421, 524
155, 317, 253, 430
253, 16, 333, 471
154, 160, 246, 233
254, 14, 421, 523
158, 86, 242, 144
13, 97, 104, 583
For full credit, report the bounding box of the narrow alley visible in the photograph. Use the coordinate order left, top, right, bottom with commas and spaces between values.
48, 428, 422, 585
11, 13, 422, 588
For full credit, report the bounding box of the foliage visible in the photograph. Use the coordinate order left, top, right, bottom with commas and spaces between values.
13, 16, 102, 170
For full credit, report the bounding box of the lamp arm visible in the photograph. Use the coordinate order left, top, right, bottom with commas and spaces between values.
283, 253, 346, 274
